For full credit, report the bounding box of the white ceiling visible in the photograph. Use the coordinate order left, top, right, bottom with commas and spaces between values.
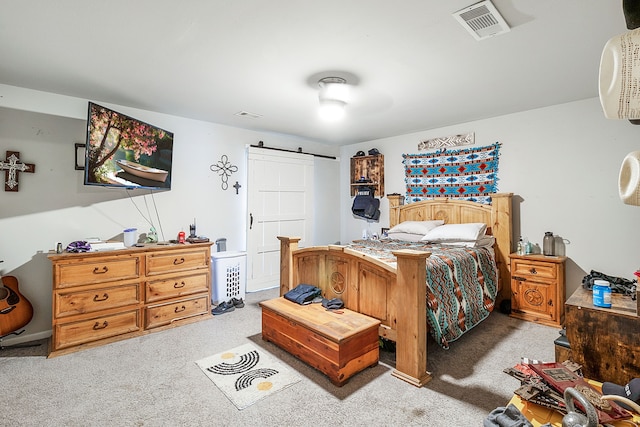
0, 1, 628, 145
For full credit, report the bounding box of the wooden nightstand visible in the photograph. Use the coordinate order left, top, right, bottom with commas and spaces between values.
509, 253, 567, 327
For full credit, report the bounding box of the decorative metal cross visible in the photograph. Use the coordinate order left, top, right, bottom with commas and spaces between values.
0, 151, 35, 192
210, 154, 238, 190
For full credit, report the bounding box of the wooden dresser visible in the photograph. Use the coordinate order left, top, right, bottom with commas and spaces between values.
48, 242, 212, 357
509, 254, 567, 327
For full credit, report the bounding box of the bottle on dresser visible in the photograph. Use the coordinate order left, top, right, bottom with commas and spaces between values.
517, 236, 524, 255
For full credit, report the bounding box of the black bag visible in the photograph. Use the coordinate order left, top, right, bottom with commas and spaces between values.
581, 270, 636, 295
283, 284, 322, 305
352, 186, 380, 221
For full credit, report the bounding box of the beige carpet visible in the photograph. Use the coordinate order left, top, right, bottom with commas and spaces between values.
0, 287, 560, 426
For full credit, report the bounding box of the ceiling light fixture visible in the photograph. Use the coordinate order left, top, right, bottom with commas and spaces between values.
318, 77, 348, 121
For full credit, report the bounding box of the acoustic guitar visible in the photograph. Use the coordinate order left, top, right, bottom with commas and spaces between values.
0, 275, 34, 337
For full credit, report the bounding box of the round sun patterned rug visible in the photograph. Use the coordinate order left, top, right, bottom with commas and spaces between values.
195, 342, 301, 410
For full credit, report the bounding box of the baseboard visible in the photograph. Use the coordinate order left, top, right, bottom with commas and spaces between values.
1, 330, 51, 347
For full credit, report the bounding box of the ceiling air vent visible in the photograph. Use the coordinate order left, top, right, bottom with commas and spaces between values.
453, 0, 510, 41
235, 111, 262, 119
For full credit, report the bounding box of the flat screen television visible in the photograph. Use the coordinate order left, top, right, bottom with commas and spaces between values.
84, 102, 174, 190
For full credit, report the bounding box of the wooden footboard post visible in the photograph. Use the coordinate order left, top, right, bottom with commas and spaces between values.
277, 236, 300, 296
392, 249, 432, 387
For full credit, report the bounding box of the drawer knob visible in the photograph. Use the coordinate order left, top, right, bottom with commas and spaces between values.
174, 305, 186, 313
93, 266, 109, 274
173, 257, 185, 265
93, 293, 109, 302
93, 321, 108, 330
529, 267, 537, 274
173, 281, 186, 288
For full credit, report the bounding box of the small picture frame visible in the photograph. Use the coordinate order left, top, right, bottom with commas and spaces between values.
75, 143, 85, 170
381, 227, 389, 238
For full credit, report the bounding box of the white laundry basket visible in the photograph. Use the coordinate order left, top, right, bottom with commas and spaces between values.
211, 251, 246, 304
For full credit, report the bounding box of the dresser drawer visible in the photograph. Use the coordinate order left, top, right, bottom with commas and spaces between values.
145, 295, 209, 329
146, 248, 209, 276
56, 257, 140, 288
145, 272, 209, 303
54, 310, 140, 349
511, 258, 556, 280
54, 283, 141, 318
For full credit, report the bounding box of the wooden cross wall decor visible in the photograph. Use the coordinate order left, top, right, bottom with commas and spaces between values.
0, 151, 36, 192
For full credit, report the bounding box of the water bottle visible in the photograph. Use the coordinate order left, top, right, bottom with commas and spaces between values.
543, 232, 554, 256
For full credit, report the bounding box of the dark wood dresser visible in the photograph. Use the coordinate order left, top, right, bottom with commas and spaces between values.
564, 286, 639, 385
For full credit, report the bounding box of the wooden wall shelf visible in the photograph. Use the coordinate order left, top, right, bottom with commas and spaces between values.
350, 154, 384, 197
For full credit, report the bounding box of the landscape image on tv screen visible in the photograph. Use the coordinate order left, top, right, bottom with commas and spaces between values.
84, 102, 174, 190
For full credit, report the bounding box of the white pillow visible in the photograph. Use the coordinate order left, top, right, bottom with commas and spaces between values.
437, 235, 495, 248
387, 220, 444, 236
386, 232, 425, 242
421, 223, 487, 242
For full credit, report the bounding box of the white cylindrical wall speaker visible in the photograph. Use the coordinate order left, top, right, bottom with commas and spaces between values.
619, 151, 640, 205
599, 28, 640, 120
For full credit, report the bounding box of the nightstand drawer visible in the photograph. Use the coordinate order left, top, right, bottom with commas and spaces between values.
511, 258, 557, 280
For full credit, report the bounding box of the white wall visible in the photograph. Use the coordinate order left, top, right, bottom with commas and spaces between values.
340, 97, 640, 300
313, 157, 341, 245
0, 85, 339, 345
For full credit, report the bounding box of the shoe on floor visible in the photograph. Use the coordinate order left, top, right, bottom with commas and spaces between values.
231, 297, 245, 308
212, 300, 235, 315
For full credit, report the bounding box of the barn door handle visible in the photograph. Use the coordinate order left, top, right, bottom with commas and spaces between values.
250, 213, 253, 229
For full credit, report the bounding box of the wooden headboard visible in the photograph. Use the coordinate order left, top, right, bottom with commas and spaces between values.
387, 193, 513, 303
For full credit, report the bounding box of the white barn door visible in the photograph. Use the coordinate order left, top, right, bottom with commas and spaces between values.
246, 147, 314, 292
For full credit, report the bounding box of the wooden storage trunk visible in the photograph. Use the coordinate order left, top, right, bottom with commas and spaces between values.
260, 297, 380, 386
565, 286, 639, 384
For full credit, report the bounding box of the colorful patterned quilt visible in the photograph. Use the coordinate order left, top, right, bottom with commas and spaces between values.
348, 239, 498, 349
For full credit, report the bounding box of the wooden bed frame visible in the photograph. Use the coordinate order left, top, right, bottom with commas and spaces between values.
278, 192, 513, 387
